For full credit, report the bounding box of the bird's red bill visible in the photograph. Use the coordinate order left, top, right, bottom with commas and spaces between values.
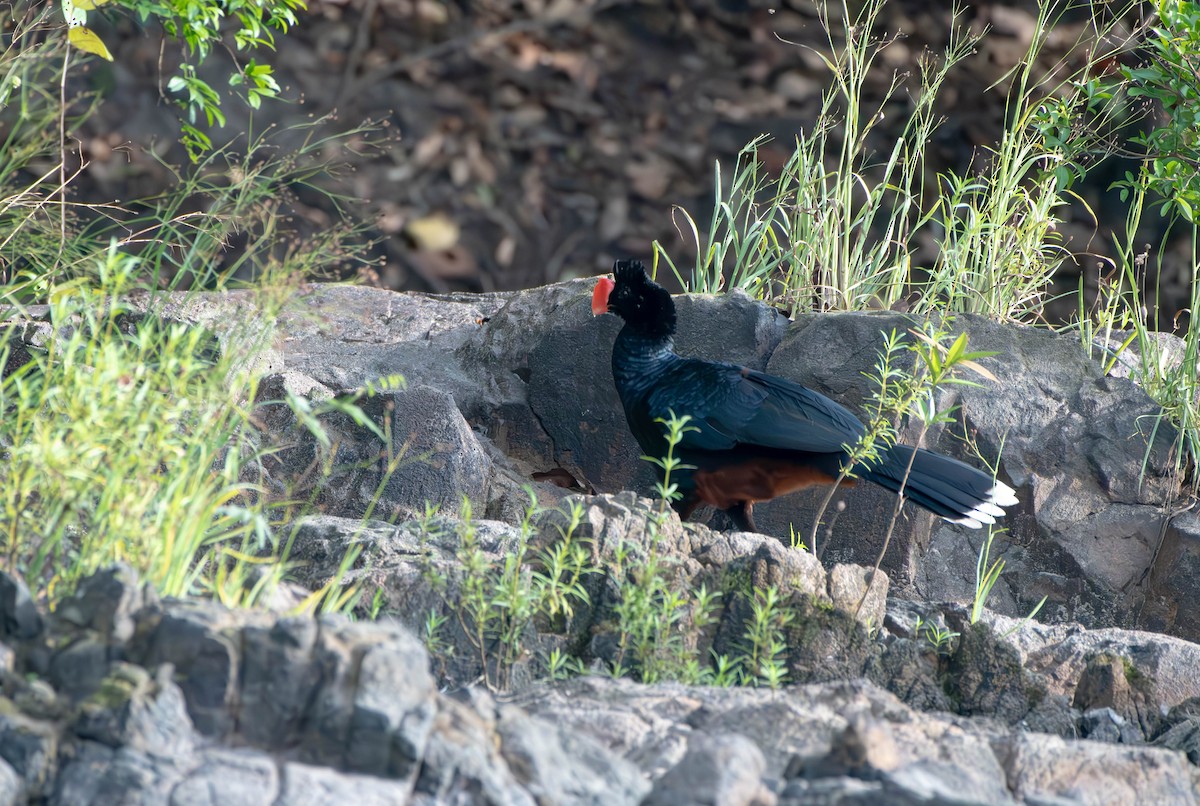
592, 276, 615, 316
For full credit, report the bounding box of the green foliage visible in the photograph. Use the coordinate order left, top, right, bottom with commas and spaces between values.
741, 586, 792, 689
913, 615, 959, 656
0, 242, 384, 609
119, 0, 302, 158
3, 112, 375, 304
651, 0, 1129, 321
421, 413, 820, 690
654, 2, 980, 311
10, 0, 301, 162
808, 324, 996, 555
437, 493, 593, 691
611, 412, 712, 683
1, 0, 381, 609
1056, 1, 1200, 490
1, 248, 259, 597
1119, 0, 1200, 223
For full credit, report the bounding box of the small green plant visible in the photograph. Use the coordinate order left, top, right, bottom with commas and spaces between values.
913, 615, 960, 656
424, 607, 450, 654
706, 652, 743, 687
808, 324, 998, 558
787, 523, 808, 552
742, 586, 793, 689
442, 492, 593, 690
610, 411, 714, 683
545, 647, 586, 681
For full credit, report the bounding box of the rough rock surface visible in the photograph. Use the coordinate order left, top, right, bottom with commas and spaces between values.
130, 282, 1188, 638
5, 281, 1190, 635
2, 566, 1200, 804
0, 568, 648, 805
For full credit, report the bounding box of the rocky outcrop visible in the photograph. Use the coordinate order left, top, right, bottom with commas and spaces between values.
154, 282, 1186, 638
0, 567, 648, 805
10, 283, 1183, 636
286, 493, 887, 691
1, 565, 1200, 804
6, 280, 1200, 802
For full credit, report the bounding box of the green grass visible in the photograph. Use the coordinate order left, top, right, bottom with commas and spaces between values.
650, 0, 1126, 321
2, 248, 265, 599
0, 17, 382, 608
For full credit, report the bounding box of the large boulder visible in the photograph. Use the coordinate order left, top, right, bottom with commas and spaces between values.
117, 285, 1195, 638
761, 311, 1179, 631
8, 281, 1191, 639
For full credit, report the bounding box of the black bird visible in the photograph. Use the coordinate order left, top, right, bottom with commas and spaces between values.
591, 259, 1017, 533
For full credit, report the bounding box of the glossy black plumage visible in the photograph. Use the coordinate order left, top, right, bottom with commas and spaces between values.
593, 260, 1017, 533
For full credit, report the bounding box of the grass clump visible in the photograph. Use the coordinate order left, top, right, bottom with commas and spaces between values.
651, 0, 1128, 321
419, 494, 594, 691
418, 413, 834, 691
1, 247, 271, 599
0, 7, 383, 608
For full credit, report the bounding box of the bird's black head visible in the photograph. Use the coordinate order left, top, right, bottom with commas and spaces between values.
592, 260, 677, 340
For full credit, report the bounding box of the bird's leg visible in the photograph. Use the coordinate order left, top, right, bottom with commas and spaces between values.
726, 501, 757, 533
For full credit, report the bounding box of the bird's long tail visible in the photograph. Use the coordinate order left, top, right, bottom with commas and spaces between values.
860, 445, 1017, 529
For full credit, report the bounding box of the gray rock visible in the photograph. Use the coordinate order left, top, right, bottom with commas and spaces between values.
0, 573, 42, 642
237, 615, 321, 748
304, 618, 436, 780
644, 731, 774, 806
73, 663, 195, 758
0, 756, 20, 806
52, 742, 183, 806
54, 564, 146, 642
278, 762, 414, 805
1155, 710, 1200, 765
168, 748, 278, 805
47, 635, 111, 703
1141, 509, 1200, 639
778, 775, 889, 805
414, 691, 536, 805
130, 599, 246, 737
1080, 707, 1142, 744
1000, 731, 1199, 804
985, 611, 1200, 736
0, 707, 58, 799
828, 564, 889, 630
519, 678, 1024, 802
944, 620, 1041, 723
496, 703, 649, 805
287, 495, 887, 691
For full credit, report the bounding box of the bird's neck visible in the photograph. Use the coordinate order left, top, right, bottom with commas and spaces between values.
612, 326, 679, 397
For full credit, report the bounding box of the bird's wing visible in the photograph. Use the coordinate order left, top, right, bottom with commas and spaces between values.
645, 360, 866, 454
